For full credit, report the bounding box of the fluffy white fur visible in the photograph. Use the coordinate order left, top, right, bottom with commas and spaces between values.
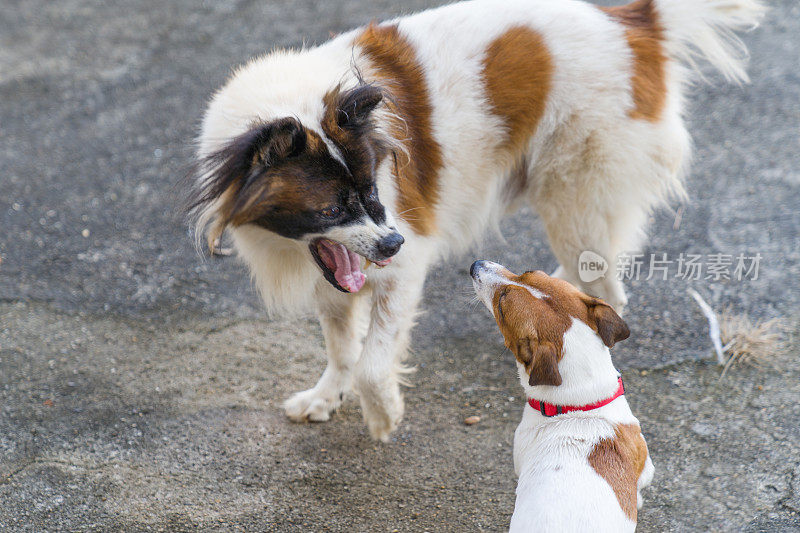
194, 0, 763, 440
472, 261, 655, 532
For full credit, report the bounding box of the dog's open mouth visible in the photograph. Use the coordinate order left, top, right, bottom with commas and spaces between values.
309, 239, 391, 293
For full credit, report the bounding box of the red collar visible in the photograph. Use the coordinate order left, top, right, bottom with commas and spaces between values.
527, 377, 625, 417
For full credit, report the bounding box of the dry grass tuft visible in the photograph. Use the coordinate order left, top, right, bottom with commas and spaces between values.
718, 309, 790, 379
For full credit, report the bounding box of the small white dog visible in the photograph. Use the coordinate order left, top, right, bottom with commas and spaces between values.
188, 0, 763, 440
471, 260, 654, 532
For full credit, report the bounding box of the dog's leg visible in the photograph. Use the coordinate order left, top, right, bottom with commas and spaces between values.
638, 454, 655, 508
550, 265, 581, 287
543, 211, 642, 312
637, 437, 655, 509
535, 160, 658, 312
354, 264, 427, 442
283, 287, 369, 422
539, 195, 654, 312
537, 122, 687, 312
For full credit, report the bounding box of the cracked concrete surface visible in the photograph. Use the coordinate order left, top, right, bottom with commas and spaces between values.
1, 0, 799, 531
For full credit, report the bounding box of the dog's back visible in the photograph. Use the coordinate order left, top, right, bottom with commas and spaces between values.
512, 414, 653, 533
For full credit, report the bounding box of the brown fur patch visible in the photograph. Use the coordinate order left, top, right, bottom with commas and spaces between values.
228, 129, 332, 227
601, 0, 667, 122
354, 24, 443, 235
588, 424, 649, 521
492, 270, 581, 386
489, 269, 629, 384
482, 26, 553, 154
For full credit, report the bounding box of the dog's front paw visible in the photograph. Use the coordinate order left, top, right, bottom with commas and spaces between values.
362, 400, 403, 442
357, 381, 404, 442
283, 387, 341, 423
598, 276, 628, 314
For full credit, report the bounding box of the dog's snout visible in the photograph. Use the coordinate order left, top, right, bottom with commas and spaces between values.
470, 260, 487, 279
377, 232, 404, 257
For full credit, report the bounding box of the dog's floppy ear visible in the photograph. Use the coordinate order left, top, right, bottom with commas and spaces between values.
248, 117, 307, 168
185, 117, 308, 253
513, 337, 562, 387
226, 118, 307, 222
188, 117, 307, 214
584, 297, 630, 348
335, 84, 384, 129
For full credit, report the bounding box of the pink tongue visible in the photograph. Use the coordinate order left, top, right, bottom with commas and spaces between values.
319, 240, 366, 292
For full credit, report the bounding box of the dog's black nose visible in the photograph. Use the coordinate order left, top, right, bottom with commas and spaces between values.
377, 232, 404, 257
470, 260, 486, 278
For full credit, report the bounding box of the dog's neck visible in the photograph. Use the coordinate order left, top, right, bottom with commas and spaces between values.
513, 319, 637, 477
519, 318, 622, 407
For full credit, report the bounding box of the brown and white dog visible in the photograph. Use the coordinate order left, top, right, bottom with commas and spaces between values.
187, 0, 763, 440
471, 260, 653, 532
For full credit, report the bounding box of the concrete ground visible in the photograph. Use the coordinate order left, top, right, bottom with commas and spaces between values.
1, 0, 798, 531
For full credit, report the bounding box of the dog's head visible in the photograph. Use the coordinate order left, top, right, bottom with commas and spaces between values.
188, 83, 403, 294
470, 261, 629, 387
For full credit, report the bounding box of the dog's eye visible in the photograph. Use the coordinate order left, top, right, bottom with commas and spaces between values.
320, 206, 341, 219
497, 291, 507, 323
368, 184, 378, 200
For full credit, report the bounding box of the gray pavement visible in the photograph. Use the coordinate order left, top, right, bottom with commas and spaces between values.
1, 0, 798, 531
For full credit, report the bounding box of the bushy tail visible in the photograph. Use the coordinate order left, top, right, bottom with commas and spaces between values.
654, 0, 766, 83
